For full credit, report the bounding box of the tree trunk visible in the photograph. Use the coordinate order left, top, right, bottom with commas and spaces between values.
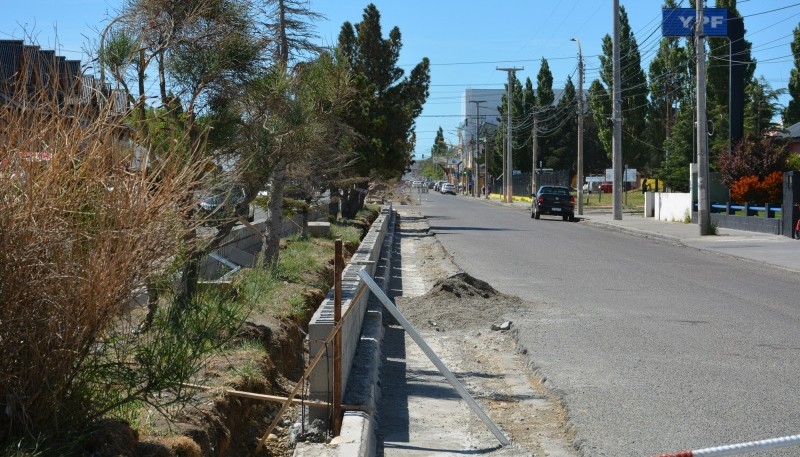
328, 187, 340, 220
264, 156, 287, 268
341, 185, 364, 219
157, 53, 169, 109
301, 206, 309, 239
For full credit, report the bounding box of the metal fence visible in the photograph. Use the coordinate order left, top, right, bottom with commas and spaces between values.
490, 170, 571, 197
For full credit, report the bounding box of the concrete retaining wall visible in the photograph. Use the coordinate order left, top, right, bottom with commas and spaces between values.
200, 208, 326, 279
306, 205, 392, 422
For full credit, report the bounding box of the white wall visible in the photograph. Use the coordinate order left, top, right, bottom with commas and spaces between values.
647, 192, 692, 222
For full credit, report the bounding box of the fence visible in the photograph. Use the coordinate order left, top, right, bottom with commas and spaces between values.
695, 201, 783, 235
490, 170, 570, 197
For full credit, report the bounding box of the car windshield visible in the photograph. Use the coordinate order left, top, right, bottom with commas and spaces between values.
540, 187, 569, 195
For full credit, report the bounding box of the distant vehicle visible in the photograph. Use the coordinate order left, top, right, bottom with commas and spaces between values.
198, 183, 255, 225
599, 182, 613, 193
412, 180, 422, 188
440, 183, 456, 195
531, 185, 575, 221
434, 180, 447, 191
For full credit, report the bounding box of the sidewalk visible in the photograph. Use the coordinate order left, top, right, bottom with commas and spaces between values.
497, 198, 800, 273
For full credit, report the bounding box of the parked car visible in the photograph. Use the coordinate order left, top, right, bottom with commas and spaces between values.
198, 183, 255, 224
531, 185, 575, 221
440, 183, 456, 195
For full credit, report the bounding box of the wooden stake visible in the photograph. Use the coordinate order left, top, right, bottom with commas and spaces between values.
254, 279, 367, 453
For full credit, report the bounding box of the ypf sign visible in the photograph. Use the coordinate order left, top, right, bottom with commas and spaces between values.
662, 8, 728, 37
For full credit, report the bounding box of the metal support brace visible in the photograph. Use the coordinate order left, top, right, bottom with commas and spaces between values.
357, 269, 511, 447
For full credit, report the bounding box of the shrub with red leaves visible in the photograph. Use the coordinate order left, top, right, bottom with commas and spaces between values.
729, 171, 784, 204
718, 136, 788, 188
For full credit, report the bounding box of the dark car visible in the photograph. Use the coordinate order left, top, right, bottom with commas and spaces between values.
198, 183, 255, 224
531, 185, 575, 221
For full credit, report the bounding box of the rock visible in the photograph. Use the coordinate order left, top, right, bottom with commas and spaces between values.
267, 434, 279, 442
491, 321, 513, 331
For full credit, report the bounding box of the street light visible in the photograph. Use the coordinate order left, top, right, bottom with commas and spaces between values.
571, 37, 584, 216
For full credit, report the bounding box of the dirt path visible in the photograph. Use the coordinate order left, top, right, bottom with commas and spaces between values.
376, 209, 577, 456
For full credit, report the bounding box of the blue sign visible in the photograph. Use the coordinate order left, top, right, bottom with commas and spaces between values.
662, 8, 728, 37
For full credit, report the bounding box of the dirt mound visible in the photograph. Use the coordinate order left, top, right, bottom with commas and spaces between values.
397, 272, 525, 331
427, 272, 497, 299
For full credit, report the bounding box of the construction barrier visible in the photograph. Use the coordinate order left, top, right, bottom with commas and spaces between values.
653, 433, 800, 457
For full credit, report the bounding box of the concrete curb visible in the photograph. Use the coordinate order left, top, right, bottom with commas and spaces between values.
580, 219, 683, 244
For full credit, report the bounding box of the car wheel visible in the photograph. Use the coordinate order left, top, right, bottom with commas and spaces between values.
562, 215, 568, 221
530, 209, 535, 219
569, 214, 575, 222
534, 210, 540, 220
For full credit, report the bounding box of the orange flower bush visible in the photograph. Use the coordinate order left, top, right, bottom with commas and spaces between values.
729, 171, 783, 204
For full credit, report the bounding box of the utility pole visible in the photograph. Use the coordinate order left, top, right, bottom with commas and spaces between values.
572, 37, 584, 216
612, 0, 623, 220
532, 115, 538, 194
696, 1, 711, 235
469, 100, 486, 198
485, 125, 490, 199
501, 126, 506, 199
498, 67, 523, 203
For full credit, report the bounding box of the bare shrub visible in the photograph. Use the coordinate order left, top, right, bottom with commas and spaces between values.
0, 67, 221, 446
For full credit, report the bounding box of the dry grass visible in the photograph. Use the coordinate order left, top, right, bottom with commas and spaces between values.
0, 75, 208, 446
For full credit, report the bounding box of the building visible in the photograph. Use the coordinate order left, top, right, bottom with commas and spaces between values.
0, 39, 126, 116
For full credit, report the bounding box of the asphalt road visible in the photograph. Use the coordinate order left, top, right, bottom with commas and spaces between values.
412, 191, 800, 456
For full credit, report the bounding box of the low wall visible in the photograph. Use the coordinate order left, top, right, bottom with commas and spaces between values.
306, 204, 392, 423
200, 207, 326, 279
707, 212, 783, 235
646, 192, 692, 222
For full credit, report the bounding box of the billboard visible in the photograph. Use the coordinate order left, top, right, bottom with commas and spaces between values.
662, 8, 728, 37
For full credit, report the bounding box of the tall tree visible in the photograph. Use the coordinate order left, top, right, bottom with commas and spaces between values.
647, 2, 690, 174
337, 3, 430, 217
658, 98, 694, 192
706, 0, 755, 159
430, 126, 448, 157
597, 5, 649, 169
784, 23, 800, 126
496, 74, 526, 173
255, 0, 327, 267
743, 77, 783, 137
535, 58, 556, 172
588, 78, 611, 157
547, 77, 578, 172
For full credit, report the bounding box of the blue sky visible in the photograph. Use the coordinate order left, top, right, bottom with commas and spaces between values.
3, 1, 799, 160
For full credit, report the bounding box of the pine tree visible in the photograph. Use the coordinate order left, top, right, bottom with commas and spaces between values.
744, 77, 783, 137
706, 0, 755, 157
597, 5, 649, 169
496, 74, 526, 172
535, 58, 556, 170
431, 126, 448, 157
547, 77, 577, 172
784, 23, 800, 126
337, 4, 430, 216
647, 3, 690, 174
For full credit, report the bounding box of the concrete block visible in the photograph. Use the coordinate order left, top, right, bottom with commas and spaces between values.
308, 221, 331, 237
